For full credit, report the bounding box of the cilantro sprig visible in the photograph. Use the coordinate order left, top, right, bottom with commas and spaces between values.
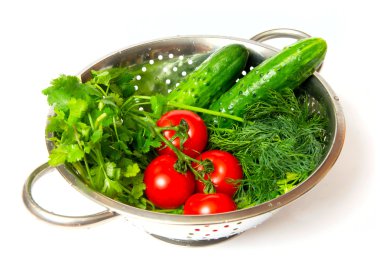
43, 69, 162, 209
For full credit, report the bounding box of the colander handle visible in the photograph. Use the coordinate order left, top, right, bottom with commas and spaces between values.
22, 163, 119, 227
250, 28, 311, 42
250, 28, 323, 72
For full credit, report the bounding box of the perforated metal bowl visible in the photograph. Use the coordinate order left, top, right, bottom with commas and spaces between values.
23, 29, 345, 246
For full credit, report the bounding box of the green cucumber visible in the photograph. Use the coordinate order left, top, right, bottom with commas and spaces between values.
167, 44, 249, 108
206, 37, 327, 127
129, 53, 209, 96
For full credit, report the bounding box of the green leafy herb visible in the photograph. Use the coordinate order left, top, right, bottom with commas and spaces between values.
43, 69, 161, 209
150, 94, 167, 117
208, 87, 329, 208
43, 64, 329, 212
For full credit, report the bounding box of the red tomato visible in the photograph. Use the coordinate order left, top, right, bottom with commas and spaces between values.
194, 150, 243, 197
183, 193, 237, 215
156, 110, 208, 158
144, 155, 195, 209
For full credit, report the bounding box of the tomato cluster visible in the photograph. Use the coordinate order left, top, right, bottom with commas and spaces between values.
143, 110, 243, 215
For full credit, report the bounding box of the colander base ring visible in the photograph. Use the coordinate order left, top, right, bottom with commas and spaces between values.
150, 233, 239, 246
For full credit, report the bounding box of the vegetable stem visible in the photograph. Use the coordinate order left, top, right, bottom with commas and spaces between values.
134, 112, 211, 185
72, 126, 92, 182
95, 84, 107, 96
167, 101, 244, 123
132, 95, 244, 123
113, 116, 120, 142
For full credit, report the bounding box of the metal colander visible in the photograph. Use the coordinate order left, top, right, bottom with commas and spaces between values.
23, 29, 345, 246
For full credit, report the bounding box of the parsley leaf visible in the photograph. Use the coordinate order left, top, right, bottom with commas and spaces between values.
135, 127, 162, 153
125, 163, 140, 177
48, 144, 84, 166
67, 98, 88, 125
43, 69, 160, 210
42, 75, 99, 112
90, 68, 135, 98
150, 94, 167, 117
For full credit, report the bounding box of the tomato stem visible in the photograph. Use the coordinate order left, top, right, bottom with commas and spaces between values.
129, 103, 216, 192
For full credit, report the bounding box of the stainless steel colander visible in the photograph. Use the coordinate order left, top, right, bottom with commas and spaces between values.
22, 29, 345, 246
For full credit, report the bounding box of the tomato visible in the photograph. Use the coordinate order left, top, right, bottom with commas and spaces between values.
194, 150, 243, 197
183, 193, 237, 215
156, 110, 208, 158
144, 155, 195, 209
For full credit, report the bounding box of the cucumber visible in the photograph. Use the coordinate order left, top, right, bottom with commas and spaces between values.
206, 37, 327, 127
167, 44, 249, 108
129, 53, 209, 96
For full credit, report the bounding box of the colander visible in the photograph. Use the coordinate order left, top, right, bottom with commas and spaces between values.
22, 29, 345, 246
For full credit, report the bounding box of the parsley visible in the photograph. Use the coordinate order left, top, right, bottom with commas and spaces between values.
43, 69, 160, 209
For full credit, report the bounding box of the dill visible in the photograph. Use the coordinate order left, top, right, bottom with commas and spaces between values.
207, 88, 329, 208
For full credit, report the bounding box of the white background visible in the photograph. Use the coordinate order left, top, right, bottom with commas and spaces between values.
1, 0, 379, 266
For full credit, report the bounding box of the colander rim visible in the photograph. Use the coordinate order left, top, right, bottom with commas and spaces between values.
47, 34, 345, 225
